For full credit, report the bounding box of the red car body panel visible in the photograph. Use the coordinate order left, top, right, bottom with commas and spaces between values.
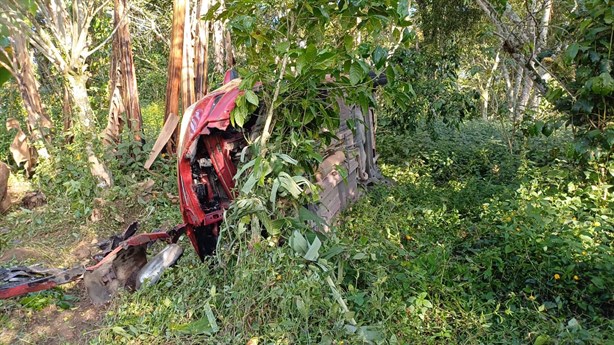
177, 80, 244, 260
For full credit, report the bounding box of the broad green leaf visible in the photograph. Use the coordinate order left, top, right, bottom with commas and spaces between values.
289, 230, 309, 255
204, 303, 219, 333
566, 43, 580, 62
352, 252, 367, 260
0, 67, 11, 87
202, 2, 221, 20
322, 245, 345, 259
298, 206, 325, 227
405, 82, 416, 97
245, 90, 259, 105
305, 44, 317, 62
372, 46, 387, 68
397, 0, 409, 18
349, 62, 365, 85
303, 235, 321, 261
231, 103, 248, 127
385, 64, 395, 84
533, 335, 551, 345
278, 172, 302, 198
344, 35, 354, 52
171, 315, 215, 335
295, 296, 309, 318
234, 159, 256, 180
270, 178, 280, 205
401, 28, 413, 42
296, 54, 307, 75
241, 173, 258, 194
276, 153, 298, 165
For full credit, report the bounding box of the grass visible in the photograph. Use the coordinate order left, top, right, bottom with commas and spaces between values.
1, 120, 613, 344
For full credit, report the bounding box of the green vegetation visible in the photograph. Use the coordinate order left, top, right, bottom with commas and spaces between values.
75, 121, 612, 344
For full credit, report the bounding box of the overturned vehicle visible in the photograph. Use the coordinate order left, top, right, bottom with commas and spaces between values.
0, 73, 385, 304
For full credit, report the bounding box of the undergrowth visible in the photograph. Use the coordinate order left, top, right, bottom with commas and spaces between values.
87, 120, 613, 344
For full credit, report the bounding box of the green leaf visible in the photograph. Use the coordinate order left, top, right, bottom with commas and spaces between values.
296, 54, 307, 75
590, 72, 614, 95
0, 66, 11, 87
111, 326, 131, 338
349, 62, 365, 85
385, 64, 396, 84
203, 303, 219, 333
275, 154, 297, 166
565, 43, 579, 62
397, 0, 409, 18
295, 296, 309, 318
352, 252, 367, 260
231, 103, 248, 127
401, 28, 413, 42
303, 235, 322, 261
344, 35, 354, 52
202, 2, 221, 20
305, 44, 317, 62
322, 245, 345, 259
298, 206, 326, 228
241, 173, 258, 194
278, 172, 302, 198
289, 230, 309, 255
372, 46, 387, 68
275, 41, 289, 54
171, 316, 214, 335
534, 335, 551, 345
244, 90, 259, 105
270, 178, 280, 207
234, 158, 256, 179
405, 82, 416, 97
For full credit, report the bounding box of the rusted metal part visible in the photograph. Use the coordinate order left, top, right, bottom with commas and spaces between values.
0, 266, 85, 299
84, 231, 175, 304
84, 245, 147, 304
0, 225, 181, 302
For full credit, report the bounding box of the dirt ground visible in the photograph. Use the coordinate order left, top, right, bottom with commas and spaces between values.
0, 283, 106, 345
1, 178, 108, 345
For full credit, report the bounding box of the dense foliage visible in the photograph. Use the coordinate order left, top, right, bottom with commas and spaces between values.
97, 121, 612, 344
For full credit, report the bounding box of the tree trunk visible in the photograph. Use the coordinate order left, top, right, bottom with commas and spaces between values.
514, 68, 533, 122
0, 162, 10, 213
500, 61, 513, 114
511, 64, 524, 116
482, 51, 500, 120
474, 0, 548, 94
194, 0, 210, 99
181, 0, 195, 108
11, 34, 51, 161
103, 23, 125, 146
212, 0, 225, 74
63, 82, 74, 142
117, 0, 142, 142
224, 29, 234, 68
104, 0, 142, 145
67, 73, 114, 187
164, 0, 187, 153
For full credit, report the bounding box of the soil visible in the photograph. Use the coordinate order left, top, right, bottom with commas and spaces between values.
0, 248, 44, 263
0, 284, 106, 345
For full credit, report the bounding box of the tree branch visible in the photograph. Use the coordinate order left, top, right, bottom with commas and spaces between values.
84, 11, 128, 58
